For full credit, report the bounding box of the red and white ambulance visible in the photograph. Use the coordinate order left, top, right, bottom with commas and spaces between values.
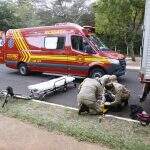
0, 23, 126, 78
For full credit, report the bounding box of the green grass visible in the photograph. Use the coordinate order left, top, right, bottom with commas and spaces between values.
0, 98, 150, 150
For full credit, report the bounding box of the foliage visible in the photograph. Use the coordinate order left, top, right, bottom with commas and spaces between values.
15, 0, 41, 27
94, 0, 145, 57
36, 0, 94, 26
0, 0, 94, 29
0, 1, 21, 31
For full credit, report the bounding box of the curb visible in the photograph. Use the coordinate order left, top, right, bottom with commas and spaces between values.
126, 66, 140, 70
105, 115, 139, 123
32, 99, 78, 111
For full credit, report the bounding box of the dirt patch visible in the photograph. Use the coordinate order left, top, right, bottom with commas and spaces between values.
0, 114, 109, 150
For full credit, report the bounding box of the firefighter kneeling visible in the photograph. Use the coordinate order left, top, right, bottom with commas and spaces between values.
77, 77, 105, 115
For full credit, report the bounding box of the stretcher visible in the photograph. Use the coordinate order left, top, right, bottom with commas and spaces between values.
28, 76, 76, 100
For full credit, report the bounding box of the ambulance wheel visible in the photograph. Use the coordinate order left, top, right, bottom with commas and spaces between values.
89, 68, 105, 78
18, 63, 29, 76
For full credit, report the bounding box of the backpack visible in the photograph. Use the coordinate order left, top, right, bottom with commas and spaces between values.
130, 105, 143, 119
137, 113, 150, 126
130, 105, 150, 126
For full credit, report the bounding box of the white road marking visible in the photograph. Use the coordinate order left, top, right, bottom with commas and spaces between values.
126, 66, 140, 70
32, 99, 78, 110
105, 115, 140, 123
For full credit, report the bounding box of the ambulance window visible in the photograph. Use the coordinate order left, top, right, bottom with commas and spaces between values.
26, 36, 44, 48
45, 37, 65, 50
0, 38, 3, 47
71, 36, 83, 51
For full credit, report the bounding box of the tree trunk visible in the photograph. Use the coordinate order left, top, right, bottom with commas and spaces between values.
125, 41, 136, 61
124, 34, 136, 61
129, 42, 136, 61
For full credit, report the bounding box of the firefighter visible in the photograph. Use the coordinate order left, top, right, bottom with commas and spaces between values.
104, 81, 130, 111
140, 83, 150, 102
77, 78, 105, 115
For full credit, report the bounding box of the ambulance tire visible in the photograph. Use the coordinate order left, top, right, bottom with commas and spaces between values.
89, 68, 105, 78
18, 63, 29, 76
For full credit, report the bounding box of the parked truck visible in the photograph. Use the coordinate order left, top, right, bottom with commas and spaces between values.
140, 0, 150, 101
0, 23, 126, 78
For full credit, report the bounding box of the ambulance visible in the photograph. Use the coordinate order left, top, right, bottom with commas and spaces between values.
0, 23, 126, 78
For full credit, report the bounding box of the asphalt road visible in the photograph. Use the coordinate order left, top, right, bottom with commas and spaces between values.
0, 64, 150, 116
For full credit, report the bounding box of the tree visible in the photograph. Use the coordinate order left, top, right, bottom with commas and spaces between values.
94, 0, 145, 60
77, 4, 95, 26
36, 0, 94, 26
0, 1, 21, 31
0, 0, 95, 30
15, 0, 41, 27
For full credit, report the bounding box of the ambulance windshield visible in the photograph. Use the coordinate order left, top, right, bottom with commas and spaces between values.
88, 35, 109, 51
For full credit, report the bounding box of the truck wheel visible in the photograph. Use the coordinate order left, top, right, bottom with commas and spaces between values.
89, 68, 105, 78
18, 63, 29, 76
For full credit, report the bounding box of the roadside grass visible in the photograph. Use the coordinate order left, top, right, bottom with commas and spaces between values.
0, 99, 150, 150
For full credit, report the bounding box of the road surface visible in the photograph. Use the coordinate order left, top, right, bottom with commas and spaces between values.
0, 64, 149, 116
